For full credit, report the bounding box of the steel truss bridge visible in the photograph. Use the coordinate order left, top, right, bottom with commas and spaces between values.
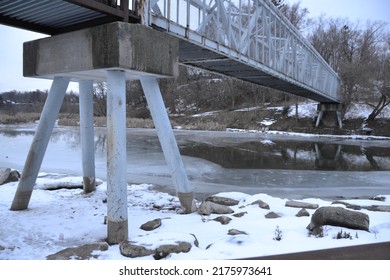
0, 0, 341, 102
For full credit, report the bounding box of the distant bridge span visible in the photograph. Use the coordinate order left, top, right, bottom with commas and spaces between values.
1, 0, 341, 103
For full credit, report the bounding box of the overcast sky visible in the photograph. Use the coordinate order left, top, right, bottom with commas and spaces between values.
0, 0, 389, 93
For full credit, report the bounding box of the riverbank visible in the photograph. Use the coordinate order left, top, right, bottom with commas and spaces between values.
1, 102, 390, 137
0, 174, 389, 260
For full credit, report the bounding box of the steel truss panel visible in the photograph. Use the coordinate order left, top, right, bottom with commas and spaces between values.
148, 0, 341, 103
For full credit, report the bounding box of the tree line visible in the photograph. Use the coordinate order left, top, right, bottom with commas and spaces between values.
1, 0, 389, 122
273, 0, 389, 120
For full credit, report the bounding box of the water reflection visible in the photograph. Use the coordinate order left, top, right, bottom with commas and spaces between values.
1, 126, 390, 172
179, 139, 390, 171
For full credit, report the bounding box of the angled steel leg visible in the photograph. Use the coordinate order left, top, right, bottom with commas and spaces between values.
140, 76, 195, 213
11, 77, 70, 210
79, 80, 96, 193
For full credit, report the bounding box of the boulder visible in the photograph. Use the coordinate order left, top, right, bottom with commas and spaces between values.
213, 216, 232, 225
250, 199, 270, 209
265, 211, 281, 219
285, 200, 318, 209
140, 218, 162, 231
0, 168, 20, 185
307, 206, 370, 234
364, 205, 390, 212
0, 168, 11, 185
46, 242, 109, 260
233, 211, 247, 218
120, 241, 192, 259
333, 201, 390, 212
296, 208, 310, 217
206, 196, 239, 206
228, 229, 248, 235
119, 242, 155, 258
197, 201, 234, 215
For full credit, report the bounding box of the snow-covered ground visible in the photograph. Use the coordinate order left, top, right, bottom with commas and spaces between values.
0, 174, 389, 260
1, 102, 390, 263
287, 101, 390, 119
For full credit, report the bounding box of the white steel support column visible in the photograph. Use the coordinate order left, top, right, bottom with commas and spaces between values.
106, 70, 128, 244
11, 77, 70, 211
78, 80, 96, 193
140, 76, 195, 214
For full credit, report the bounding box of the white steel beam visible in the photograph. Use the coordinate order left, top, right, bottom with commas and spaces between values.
140, 76, 195, 214
106, 70, 128, 244
79, 80, 96, 193
11, 77, 70, 211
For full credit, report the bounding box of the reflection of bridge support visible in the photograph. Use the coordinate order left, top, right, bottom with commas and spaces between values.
11, 22, 194, 244
314, 143, 342, 170
316, 103, 343, 128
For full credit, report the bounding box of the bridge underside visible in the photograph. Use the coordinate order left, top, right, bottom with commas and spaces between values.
0, 0, 138, 34
0, 0, 341, 104
179, 40, 335, 103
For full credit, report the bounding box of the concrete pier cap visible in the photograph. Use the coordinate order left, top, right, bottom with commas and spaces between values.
23, 22, 179, 80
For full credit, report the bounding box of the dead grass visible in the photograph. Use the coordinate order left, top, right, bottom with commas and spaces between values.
57, 114, 155, 129
0, 111, 41, 124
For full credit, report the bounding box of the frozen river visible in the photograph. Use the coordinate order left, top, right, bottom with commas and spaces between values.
1, 124, 390, 200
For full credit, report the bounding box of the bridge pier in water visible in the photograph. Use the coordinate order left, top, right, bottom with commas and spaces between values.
11, 22, 194, 244
316, 103, 344, 129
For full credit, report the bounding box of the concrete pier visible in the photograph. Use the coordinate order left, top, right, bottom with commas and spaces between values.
16, 22, 192, 243
316, 103, 343, 128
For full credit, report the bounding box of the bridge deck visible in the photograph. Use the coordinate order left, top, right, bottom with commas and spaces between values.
179, 40, 335, 103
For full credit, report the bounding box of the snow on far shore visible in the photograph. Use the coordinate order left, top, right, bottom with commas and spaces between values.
288, 101, 390, 120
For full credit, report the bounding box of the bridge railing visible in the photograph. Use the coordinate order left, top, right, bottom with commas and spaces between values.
143, 0, 341, 102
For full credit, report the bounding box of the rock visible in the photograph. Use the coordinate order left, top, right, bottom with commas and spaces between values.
0, 168, 11, 185
213, 216, 232, 225
307, 206, 370, 234
332, 201, 390, 212
206, 196, 239, 206
198, 201, 234, 215
178, 192, 197, 214
120, 242, 155, 258
250, 199, 270, 209
228, 229, 248, 235
296, 208, 310, 217
156, 242, 192, 255
364, 205, 390, 212
233, 211, 247, 218
140, 218, 162, 231
46, 242, 109, 260
332, 201, 361, 210
120, 241, 192, 259
285, 200, 318, 209
0, 245, 5, 251
0, 168, 20, 185
371, 196, 386, 202
265, 211, 281, 219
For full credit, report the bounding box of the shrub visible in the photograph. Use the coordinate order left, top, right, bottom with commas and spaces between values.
273, 225, 282, 241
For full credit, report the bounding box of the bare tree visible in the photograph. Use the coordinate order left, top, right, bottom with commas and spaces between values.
93, 82, 107, 117
367, 32, 390, 121
310, 19, 387, 113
